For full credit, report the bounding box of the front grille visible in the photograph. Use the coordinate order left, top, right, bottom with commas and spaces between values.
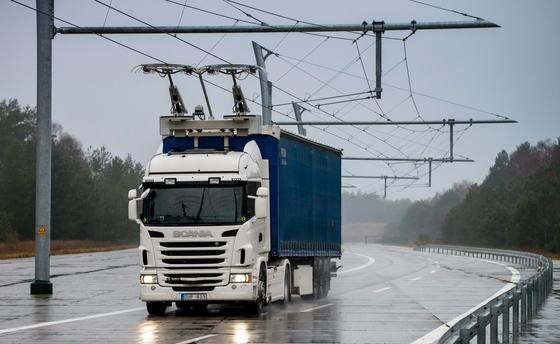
164, 272, 221, 278
172, 286, 215, 292
160, 241, 226, 248
161, 249, 225, 256
162, 258, 225, 265
155, 235, 236, 288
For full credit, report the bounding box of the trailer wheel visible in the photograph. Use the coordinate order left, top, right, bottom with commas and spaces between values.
146, 301, 168, 316
281, 267, 291, 303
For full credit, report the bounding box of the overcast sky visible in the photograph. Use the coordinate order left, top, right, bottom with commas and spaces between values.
1, 0, 559, 200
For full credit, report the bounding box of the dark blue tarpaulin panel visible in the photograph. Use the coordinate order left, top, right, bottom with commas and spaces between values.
162, 130, 341, 258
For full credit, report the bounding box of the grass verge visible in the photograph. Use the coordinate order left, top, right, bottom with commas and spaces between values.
0, 240, 136, 260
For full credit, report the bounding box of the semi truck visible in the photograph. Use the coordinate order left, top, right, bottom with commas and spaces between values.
127, 64, 341, 315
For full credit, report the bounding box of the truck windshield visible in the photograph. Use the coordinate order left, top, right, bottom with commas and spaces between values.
142, 184, 248, 226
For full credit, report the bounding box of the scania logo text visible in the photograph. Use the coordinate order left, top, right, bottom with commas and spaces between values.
173, 230, 213, 238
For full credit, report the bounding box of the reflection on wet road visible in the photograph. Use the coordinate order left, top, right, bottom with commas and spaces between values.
0, 244, 538, 343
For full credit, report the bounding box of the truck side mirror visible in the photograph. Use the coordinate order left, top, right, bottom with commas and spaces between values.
255, 187, 268, 219
128, 188, 151, 223
128, 189, 138, 221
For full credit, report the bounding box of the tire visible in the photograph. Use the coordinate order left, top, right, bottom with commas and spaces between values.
146, 301, 167, 316
249, 266, 266, 315
281, 267, 291, 303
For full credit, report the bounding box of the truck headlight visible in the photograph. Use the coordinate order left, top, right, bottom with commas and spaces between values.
229, 273, 252, 283
140, 274, 158, 284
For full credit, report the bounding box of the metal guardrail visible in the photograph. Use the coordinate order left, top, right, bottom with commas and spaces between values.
414, 244, 554, 344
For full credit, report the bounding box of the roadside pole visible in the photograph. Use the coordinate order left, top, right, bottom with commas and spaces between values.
31, 0, 54, 295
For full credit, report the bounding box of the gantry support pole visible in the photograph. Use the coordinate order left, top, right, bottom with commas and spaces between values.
31, 0, 54, 295
448, 118, 455, 162
252, 41, 272, 125
384, 176, 388, 199
292, 102, 308, 136
428, 158, 433, 187
373, 21, 384, 98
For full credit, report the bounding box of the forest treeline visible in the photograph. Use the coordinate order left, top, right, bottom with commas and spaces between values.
386, 139, 560, 253
0, 99, 143, 242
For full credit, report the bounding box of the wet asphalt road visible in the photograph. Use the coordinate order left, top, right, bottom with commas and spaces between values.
0, 244, 536, 343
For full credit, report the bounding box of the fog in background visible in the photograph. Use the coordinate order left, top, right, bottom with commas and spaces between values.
1, 0, 559, 200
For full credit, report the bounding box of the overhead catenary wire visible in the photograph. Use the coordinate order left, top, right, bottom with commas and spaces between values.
101, 0, 113, 28
92, 0, 231, 64
222, 0, 379, 41
90, 1, 487, 167
9, 0, 376, 164
269, 57, 447, 162
15, 0, 499, 194
269, 39, 444, 150
174, 0, 188, 35
196, 20, 240, 66
10, 0, 167, 63
221, 0, 355, 42
275, 50, 510, 120
409, 0, 483, 21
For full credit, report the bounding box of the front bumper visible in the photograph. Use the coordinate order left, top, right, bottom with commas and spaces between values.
140, 282, 256, 302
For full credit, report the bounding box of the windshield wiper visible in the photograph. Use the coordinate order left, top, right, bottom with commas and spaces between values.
194, 187, 206, 224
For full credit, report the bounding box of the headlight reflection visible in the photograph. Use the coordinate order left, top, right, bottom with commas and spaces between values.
139, 322, 158, 344
233, 322, 249, 344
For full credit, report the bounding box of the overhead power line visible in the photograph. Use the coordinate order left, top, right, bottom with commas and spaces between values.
10, 0, 166, 63
409, 0, 483, 20
92, 0, 231, 64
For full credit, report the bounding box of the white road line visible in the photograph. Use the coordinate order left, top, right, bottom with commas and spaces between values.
373, 287, 391, 293
0, 307, 144, 335
506, 266, 521, 283
411, 276, 422, 281
175, 334, 218, 344
338, 252, 375, 275
430, 270, 436, 274
412, 260, 521, 344
300, 303, 333, 313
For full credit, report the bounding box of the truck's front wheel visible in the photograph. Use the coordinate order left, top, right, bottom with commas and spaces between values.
249, 267, 266, 314
146, 301, 168, 316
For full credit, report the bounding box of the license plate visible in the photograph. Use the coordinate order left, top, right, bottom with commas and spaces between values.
180, 293, 207, 301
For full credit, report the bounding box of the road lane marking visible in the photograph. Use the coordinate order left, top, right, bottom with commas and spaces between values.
338, 252, 375, 275
0, 307, 144, 335
430, 270, 436, 274
411, 277, 422, 281
300, 303, 333, 313
480, 259, 521, 283
506, 266, 521, 283
412, 260, 521, 344
176, 334, 218, 344
373, 287, 391, 293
